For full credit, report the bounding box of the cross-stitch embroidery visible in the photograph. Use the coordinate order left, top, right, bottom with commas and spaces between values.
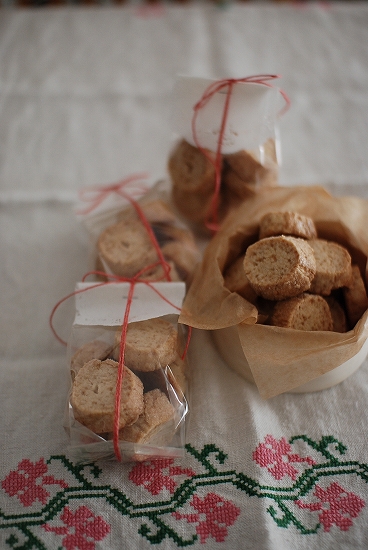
0, 435, 366, 548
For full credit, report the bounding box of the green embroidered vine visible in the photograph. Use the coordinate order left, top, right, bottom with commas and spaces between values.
0, 435, 366, 548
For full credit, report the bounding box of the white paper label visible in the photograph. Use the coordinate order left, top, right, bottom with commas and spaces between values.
74, 282, 186, 326
171, 76, 279, 154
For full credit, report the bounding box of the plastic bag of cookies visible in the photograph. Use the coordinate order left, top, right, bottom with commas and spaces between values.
76, 177, 201, 287
64, 281, 190, 463
168, 75, 288, 233
180, 185, 368, 398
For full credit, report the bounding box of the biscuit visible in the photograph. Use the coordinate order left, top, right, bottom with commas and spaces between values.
270, 293, 333, 331
113, 318, 178, 372
243, 235, 316, 301
138, 260, 181, 282
343, 264, 368, 327
120, 389, 175, 444
70, 340, 113, 379
222, 152, 271, 198
173, 187, 214, 225
168, 139, 216, 195
223, 255, 258, 302
97, 217, 158, 278
169, 139, 216, 223
157, 225, 200, 281
325, 295, 348, 333
71, 359, 144, 434
309, 239, 352, 295
259, 211, 317, 240
140, 200, 177, 225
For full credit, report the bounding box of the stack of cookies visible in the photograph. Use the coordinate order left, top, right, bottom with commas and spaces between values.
224, 211, 368, 332
168, 138, 278, 230
96, 198, 200, 285
69, 317, 187, 447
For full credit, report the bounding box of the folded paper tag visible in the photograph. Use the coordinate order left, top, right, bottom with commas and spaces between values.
74, 282, 186, 326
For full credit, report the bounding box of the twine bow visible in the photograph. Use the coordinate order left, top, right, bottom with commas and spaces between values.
191, 74, 290, 232
76, 172, 150, 216
78, 173, 172, 282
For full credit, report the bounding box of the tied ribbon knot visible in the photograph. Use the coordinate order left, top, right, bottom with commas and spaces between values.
191, 74, 290, 232
76, 172, 150, 216
51, 174, 192, 461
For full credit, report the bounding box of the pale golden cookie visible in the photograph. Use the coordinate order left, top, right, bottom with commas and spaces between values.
309, 239, 352, 296
270, 293, 333, 331
243, 236, 316, 301
97, 217, 157, 278
71, 359, 144, 434
259, 211, 317, 240
140, 199, 177, 225
224, 255, 258, 303
113, 318, 178, 372
70, 340, 113, 379
137, 260, 181, 282
120, 389, 175, 444
343, 264, 368, 327
157, 225, 200, 282
169, 139, 216, 223
222, 152, 269, 198
168, 139, 216, 194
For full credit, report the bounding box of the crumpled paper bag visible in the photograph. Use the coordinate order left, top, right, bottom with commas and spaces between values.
179, 185, 368, 398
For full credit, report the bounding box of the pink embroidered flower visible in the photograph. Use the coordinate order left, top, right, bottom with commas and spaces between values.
1, 458, 68, 507
173, 492, 240, 544
129, 458, 195, 495
253, 435, 316, 480
42, 505, 110, 550
296, 482, 365, 532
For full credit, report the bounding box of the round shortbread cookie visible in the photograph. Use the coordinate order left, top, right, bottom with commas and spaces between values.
152, 223, 200, 280
120, 389, 175, 444
160, 225, 200, 281
70, 340, 113, 378
223, 255, 258, 303
97, 217, 158, 278
172, 186, 214, 224
71, 359, 144, 434
140, 199, 177, 225
308, 239, 352, 296
270, 293, 333, 331
137, 260, 181, 282
112, 318, 178, 372
168, 139, 216, 194
343, 264, 368, 327
259, 211, 317, 240
222, 150, 272, 198
243, 235, 316, 301
169, 139, 216, 224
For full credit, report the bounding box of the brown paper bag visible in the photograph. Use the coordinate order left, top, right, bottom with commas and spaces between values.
179, 185, 368, 398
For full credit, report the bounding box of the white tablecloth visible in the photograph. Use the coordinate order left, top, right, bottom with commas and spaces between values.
1, 4, 368, 549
